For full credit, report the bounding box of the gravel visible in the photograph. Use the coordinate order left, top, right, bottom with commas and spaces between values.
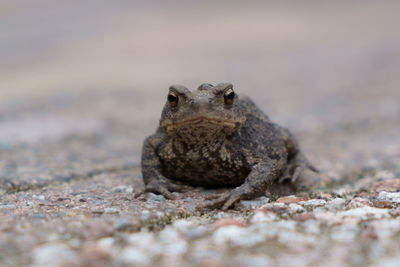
1, 1, 400, 266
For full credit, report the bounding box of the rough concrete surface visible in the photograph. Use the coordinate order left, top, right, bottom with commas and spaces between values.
1, 1, 400, 266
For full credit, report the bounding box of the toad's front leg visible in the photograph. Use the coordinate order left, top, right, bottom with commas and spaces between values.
199, 159, 286, 210
140, 135, 192, 199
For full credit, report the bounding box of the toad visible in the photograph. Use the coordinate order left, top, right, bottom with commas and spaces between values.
141, 83, 326, 209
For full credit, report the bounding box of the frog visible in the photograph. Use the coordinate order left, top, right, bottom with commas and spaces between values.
140, 83, 326, 210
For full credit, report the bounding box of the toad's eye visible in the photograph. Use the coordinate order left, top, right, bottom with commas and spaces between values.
224, 88, 235, 105
168, 92, 178, 107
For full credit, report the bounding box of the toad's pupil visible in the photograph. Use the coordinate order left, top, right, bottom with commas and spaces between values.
168, 94, 177, 102
226, 91, 235, 99
224, 90, 235, 105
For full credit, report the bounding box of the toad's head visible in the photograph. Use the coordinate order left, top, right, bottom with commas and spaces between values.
160, 83, 246, 145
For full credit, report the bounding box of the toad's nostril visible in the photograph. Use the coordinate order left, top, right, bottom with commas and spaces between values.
197, 96, 212, 106
191, 96, 212, 111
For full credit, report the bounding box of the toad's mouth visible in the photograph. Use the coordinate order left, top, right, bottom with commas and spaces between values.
172, 116, 237, 129
162, 116, 244, 143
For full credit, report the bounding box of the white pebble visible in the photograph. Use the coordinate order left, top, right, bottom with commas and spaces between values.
128, 231, 163, 254
32, 195, 46, 201
97, 237, 114, 250
260, 202, 286, 209
288, 203, 304, 212
250, 211, 277, 224
326, 198, 346, 210
125, 186, 134, 194
238, 197, 270, 209
32, 243, 76, 266
299, 199, 327, 207
378, 191, 400, 203
159, 227, 188, 256
0, 204, 15, 209
172, 219, 195, 232
120, 247, 152, 266
237, 254, 271, 267
104, 207, 119, 214
213, 225, 264, 247
338, 206, 389, 219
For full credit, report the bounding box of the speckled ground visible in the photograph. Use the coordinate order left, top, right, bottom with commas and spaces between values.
1, 1, 400, 267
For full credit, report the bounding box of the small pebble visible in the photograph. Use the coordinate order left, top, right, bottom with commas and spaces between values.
378, 191, 400, 203
299, 199, 327, 207
213, 225, 264, 247
173, 219, 195, 229
237, 196, 270, 209
338, 206, 390, 219
250, 211, 278, 223
32, 243, 77, 266
288, 203, 304, 212
159, 227, 188, 256
146, 193, 166, 202
0, 204, 15, 209
32, 195, 46, 201
347, 197, 372, 208
183, 226, 208, 240
237, 254, 271, 267
325, 198, 346, 210
91, 209, 105, 214
373, 200, 392, 209
120, 247, 152, 265
276, 196, 309, 204
97, 237, 115, 250
141, 210, 152, 221
369, 178, 400, 193
258, 202, 289, 213
215, 218, 246, 228
104, 207, 119, 214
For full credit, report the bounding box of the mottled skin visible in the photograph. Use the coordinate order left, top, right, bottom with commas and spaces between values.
141, 83, 323, 210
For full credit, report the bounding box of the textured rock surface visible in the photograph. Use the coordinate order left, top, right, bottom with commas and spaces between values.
1, 1, 400, 266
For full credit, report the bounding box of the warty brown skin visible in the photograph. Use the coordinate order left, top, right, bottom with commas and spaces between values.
141, 83, 323, 210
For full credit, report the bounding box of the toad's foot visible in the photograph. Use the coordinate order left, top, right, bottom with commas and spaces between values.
293, 168, 334, 191
280, 152, 333, 191
198, 184, 256, 210
136, 178, 193, 200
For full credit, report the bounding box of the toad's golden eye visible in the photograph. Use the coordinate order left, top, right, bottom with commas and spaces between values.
224, 88, 235, 105
168, 92, 178, 107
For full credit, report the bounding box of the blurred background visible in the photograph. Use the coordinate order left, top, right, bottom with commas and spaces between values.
2, 1, 399, 99
1, 0, 400, 173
